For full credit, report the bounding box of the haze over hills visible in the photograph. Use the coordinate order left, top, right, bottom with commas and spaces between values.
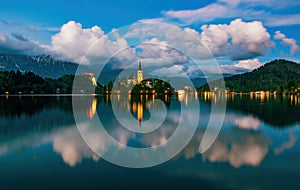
199, 59, 300, 93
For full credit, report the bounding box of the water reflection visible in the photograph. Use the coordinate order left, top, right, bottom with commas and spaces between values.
201, 93, 300, 127
0, 94, 300, 169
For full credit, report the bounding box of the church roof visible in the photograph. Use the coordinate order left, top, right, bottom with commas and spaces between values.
128, 73, 136, 80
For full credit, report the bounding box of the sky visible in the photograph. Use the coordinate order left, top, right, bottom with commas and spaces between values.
0, 0, 300, 77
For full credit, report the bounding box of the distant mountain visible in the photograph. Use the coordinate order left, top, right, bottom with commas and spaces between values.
0, 54, 90, 78
199, 59, 300, 92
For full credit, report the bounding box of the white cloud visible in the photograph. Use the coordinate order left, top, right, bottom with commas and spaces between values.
202, 129, 271, 168
234, 59, 262, 70
234, 116, 260, 130
53, 128, 100, 167
137, 38, 189, 64
0, 32, 45, 55
151, 65, 185, 77
150, 0, 300, 27
274, 31, 300, 55
164, 3, 232, 25
200, 19, 274, 60
50, 21, 129, 64
50, 21, 103, 63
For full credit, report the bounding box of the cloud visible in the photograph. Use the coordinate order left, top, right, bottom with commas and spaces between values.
200, 19, 274, 60
151, 65, 185, 77
234, 115, 260, 130
274, 31, 300, 55
274, 133, 297, 155
11, 32, 28, 41
144, 0, 300, 27
202, 128, 271, 168
53, 128, 100, 167
234, 59, 262, 70
137, 39, 189, 64
0, 32, 45, 55
50, 21, 129, 64
0, 19, 9, 25
164, 3, 232, 25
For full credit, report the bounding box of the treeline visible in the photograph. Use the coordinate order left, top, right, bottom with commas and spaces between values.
199, 59, 300, 93
0, 71, 103, 94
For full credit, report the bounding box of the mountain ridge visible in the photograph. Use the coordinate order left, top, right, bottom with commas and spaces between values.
0, 54, 88, 78
199, 59, 300, 93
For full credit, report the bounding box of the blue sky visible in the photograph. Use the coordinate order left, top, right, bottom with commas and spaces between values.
0, 0, 299, 76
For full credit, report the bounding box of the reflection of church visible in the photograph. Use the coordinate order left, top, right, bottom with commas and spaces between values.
127, 61, 143, 85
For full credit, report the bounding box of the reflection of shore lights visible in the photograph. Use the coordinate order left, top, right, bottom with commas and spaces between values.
87, 98, 97, 119
178, 94, 184, 102
137, 102, 143, 122
185, 94, 188, 106
250, 92, 254, 100
132, 102, 137, 113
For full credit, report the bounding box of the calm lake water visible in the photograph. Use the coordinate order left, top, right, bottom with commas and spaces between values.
0, 93, 300, 190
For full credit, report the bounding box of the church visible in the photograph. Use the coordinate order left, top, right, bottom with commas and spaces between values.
127, 61, 143, 85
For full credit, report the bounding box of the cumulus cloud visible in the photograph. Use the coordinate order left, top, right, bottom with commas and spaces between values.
200, 19, 274, 60
234, 59, 262, 70
274, 31, 299, 55
0, 32, 45, 55
202, 129, 271, 168
53, 128, 100, 167
234, 115, 260, 130
50, 21, 129, 64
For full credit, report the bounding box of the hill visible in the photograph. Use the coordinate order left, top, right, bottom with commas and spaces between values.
199, 59, 300, 93
0, 54, 89, 78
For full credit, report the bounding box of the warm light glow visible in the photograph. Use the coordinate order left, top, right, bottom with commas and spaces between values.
87, 98, 97, 119
85, 72, 97, 86
132, 102, 137, 113
250, 92, 254, 100
137, 102, 143, 122
185, 94, 188, 106
178, 94, 184, 102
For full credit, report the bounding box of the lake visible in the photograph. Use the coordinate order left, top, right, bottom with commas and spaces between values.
0, 93, 299, 190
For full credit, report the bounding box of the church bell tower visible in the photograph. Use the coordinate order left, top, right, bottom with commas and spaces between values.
137, 61, 143, 84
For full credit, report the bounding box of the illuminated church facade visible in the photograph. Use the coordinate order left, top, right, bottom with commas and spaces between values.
127, 61, 143, 85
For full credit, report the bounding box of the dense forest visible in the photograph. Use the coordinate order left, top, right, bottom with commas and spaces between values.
0, 70, 103, 94
199, 59, 300, 93
0, 70, 172, 94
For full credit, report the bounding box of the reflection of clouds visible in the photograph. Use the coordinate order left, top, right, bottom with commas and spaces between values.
274, 133, 297, 155
202, 129, 271, 168
126, 108, 180, 147
53, 128, 99, 167
234, 116, 260, 130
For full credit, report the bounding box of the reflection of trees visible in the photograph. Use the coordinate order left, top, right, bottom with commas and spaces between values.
202, 94, 300, 127
0, 96, 75, 135
226, 95, 300, 127
0, 96, 73, 117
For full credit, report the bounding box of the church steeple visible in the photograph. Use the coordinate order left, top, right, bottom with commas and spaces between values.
138, 61, 142, 70
137, 60, 143, 84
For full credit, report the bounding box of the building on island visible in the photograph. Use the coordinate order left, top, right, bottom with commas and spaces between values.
137, 61, 143, 84
84, 72, 97, 86
127, 73, 137, 85
126, 61, 143, 85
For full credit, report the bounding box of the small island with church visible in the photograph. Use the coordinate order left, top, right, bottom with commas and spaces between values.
104, 61, 174, 95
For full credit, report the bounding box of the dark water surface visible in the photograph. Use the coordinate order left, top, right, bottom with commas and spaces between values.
0, 94, 299, 190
